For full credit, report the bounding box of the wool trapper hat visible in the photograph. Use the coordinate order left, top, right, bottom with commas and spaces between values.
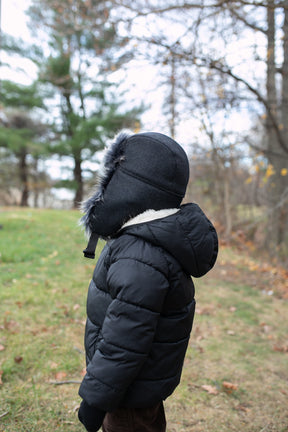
81, 131, 189, 256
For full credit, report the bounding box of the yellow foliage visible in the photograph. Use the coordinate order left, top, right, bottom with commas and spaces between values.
265, 164, 275, 178
133, 121, 141, 134
281, 168, 287, 176
267, 47, 274, 60
216, 87, 225, 99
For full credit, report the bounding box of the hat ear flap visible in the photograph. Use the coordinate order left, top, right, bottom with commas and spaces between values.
80, 131, 131, 235
101, 131, 130, 190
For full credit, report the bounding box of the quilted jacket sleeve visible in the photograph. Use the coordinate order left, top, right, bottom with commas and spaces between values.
78, 256, 169, 411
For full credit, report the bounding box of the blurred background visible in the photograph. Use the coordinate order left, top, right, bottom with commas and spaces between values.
0, 0, 288, 262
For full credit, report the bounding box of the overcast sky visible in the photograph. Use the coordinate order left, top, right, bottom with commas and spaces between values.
1, 0, 32, 38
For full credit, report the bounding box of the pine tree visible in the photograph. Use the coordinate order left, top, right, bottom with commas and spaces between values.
28, 0, 142, 207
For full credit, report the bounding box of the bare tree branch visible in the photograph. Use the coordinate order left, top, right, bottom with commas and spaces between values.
49, 380, 81, 385
113, 0, 231, 16
203, 60, 288, 154
114, 0, 288, 18
225, 5, 266, 33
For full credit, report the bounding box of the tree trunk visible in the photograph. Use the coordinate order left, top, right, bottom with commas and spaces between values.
19, 147, 29, 207
278, 0, 288, 251
223, 172, 232, 240
33, 157, 39, 208
169, 54, 176, 139
265, 0, 288, 255
73, 154, 83, 208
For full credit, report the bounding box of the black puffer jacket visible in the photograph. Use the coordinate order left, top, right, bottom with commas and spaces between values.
79, 203, 218, 411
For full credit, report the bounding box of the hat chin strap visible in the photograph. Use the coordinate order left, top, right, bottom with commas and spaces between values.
83, 232, 99, 259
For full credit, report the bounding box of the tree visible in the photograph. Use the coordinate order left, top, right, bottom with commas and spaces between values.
0, 80, 49, 206
28, 0, 142, 207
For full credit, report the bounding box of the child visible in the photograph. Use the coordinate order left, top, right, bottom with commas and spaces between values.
78, 131, 218, 432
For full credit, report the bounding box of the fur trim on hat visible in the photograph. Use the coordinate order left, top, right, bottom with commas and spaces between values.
80, 131, 132, 235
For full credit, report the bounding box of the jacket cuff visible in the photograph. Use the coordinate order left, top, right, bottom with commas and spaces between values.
79, 373, 122, 412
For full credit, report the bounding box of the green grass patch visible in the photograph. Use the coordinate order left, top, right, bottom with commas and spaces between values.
1, 207, 288, 432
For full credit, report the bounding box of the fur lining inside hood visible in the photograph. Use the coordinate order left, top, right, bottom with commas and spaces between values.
122, 208, 179, 229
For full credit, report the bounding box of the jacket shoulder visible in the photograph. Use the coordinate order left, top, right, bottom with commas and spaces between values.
109, 232, 170, 277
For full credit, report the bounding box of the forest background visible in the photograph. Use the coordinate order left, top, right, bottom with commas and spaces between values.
1, 0, 288, 260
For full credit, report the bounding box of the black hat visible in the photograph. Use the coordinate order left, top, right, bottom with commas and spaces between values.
81, 131, 189, 241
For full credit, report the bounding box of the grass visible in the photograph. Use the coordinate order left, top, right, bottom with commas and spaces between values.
0, 207, 288, 432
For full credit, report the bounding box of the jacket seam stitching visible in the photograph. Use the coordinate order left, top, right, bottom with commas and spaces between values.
147, 225, 171, 280
113, 296, 161, 315
99, 340, 150, 356
110, 256, 169, 284
177, 217, 201, 276
119, 166, 183, 197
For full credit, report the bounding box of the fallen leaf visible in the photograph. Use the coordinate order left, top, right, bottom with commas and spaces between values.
55, 371, 67, 380
0, 344, 5, 351
50, 362, 58, 369
273, 344, 288, 353
198, 305, 215, 315
235, 404, 251, 413
201, 384, 218, 395
222, 381, 238, 392
14, 356, 23, 364
4, 318, 19, 332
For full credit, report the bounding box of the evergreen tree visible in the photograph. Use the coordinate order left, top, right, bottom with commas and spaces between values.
28, 0, 141, 207
0, 80, 48, 206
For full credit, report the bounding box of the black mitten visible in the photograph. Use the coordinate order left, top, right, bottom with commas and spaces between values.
78, 399, 106, 432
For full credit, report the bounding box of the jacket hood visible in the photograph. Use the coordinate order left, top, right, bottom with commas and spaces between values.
120, 203, 218, 277
80, 131, 189, 239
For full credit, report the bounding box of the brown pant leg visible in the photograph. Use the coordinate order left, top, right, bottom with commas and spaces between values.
102, 402, 166, 432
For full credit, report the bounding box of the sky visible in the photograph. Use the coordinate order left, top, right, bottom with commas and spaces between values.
1, 0, 32, 38
1, 0, 39, 84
